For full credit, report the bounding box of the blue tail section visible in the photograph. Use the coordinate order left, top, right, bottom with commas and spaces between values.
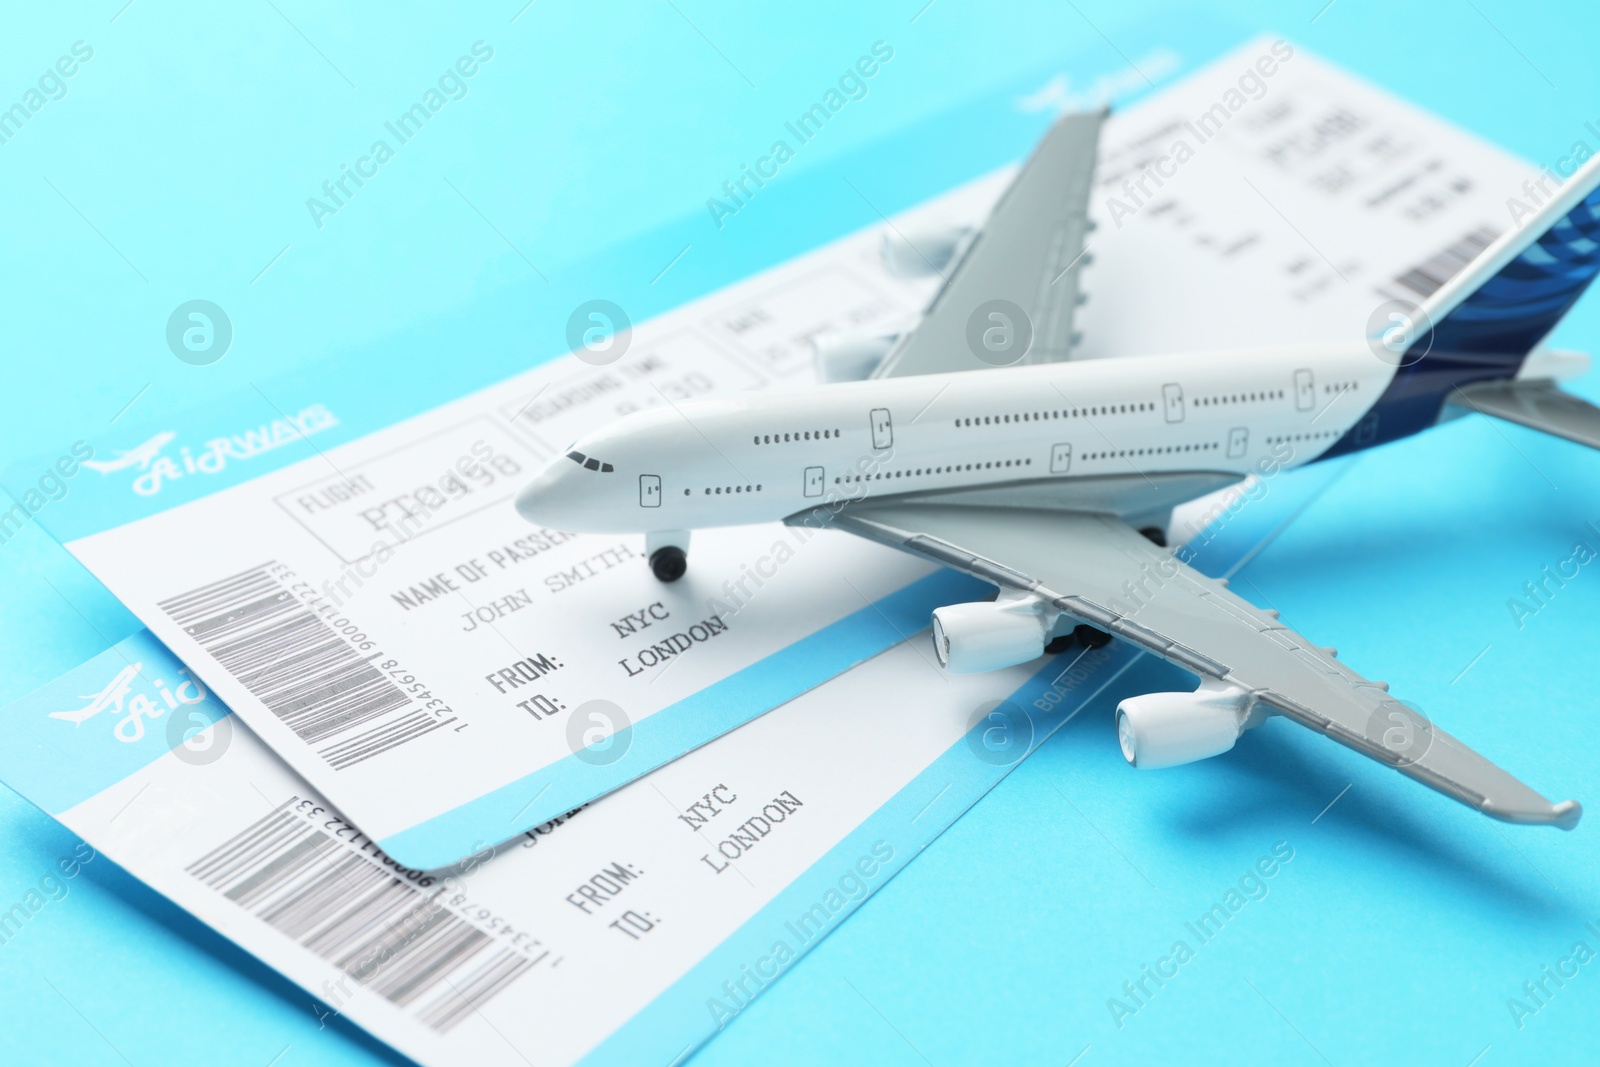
1432, 186, 1600, 357
1324, 156, 1600, 458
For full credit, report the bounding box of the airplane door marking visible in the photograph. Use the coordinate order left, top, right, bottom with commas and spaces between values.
1294, 369, 1315, 411
1050, 443, 1073, 473
1227, 427, 1248, 458
803, 466, 824, 497
639, 474, 661, 507
1355, 410, 1379, 445
1161, 383, 1185, 423
870, 408, 893, 449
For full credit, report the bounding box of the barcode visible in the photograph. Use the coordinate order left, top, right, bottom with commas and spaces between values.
159, 565, 450, 769
189, 807, 540, 1033
1382, 225, 1499, 300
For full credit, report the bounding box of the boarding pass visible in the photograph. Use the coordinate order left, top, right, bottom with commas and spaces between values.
12, 35, 1538, 872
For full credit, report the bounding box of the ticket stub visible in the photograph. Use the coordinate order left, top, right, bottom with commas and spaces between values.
0, 631, 1055, 1066
16, 35, 1536, 872
0, 446, 1340, 1066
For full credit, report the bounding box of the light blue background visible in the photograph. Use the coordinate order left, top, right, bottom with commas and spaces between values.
3, 1, 1600, 1064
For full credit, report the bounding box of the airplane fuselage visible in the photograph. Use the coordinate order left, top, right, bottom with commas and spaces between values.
517, 345, 1401, 535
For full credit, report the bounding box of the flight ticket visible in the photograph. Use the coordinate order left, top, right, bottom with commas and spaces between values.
0, 31, 1548, 1067
12, 34, 1538, 874
0, 445, 1348, 1067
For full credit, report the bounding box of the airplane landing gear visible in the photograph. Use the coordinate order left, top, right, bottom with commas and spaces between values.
646, 530, 691, 582
1076, 623, 1112, 648
1044, 623, 1113, 655
649, 546, 688, 582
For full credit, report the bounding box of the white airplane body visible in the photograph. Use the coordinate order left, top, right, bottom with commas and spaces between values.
519, 109, 1600, 831
532, 344, 1413, 534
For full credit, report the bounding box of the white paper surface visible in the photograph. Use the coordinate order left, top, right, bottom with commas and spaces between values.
57, 37, 1534, 875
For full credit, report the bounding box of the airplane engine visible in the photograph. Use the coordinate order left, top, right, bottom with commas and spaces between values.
881, 225, 973, 278
931, 601, 1049, 673
1115, 684, 1252, 770
813, 332, 899, 383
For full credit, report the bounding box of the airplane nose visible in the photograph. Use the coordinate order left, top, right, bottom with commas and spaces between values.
515, 460, 569, 525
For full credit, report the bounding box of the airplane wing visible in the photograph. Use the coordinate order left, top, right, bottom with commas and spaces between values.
871, 108, 1104, 378
821, 502, 1581, 829
1448, 377, 1600, 450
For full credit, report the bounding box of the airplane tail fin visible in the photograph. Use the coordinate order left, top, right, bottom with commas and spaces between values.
1327, 151, 1600, 458
1402, 153, 1600, 452
1407, 153, 1600, 368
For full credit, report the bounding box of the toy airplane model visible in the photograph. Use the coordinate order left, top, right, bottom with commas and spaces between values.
518, 110, 1600, 830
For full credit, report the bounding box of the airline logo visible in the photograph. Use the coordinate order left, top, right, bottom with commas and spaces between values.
83, 404, 338, 496
79, 432, 177, 475
49, 662, 208, 744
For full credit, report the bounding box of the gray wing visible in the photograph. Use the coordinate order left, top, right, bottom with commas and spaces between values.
1449, 378, 1600, 449
871, 109, 1104, 378
826, 502, 1581, 829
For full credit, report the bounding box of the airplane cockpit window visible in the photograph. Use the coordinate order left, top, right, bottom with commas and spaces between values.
565, 451, 613, 472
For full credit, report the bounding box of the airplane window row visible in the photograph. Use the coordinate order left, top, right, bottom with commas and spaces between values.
1193, 390, 1284, 407
1082, 442, 1218, 461
754, 429, 841, 445
565, 450, 614, 472
1322, 381, 1359, 394
953, 403, 1154, 429
833, 458, 1034, 484
1265, 430, 1343, 444
689, 484, 765, 495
